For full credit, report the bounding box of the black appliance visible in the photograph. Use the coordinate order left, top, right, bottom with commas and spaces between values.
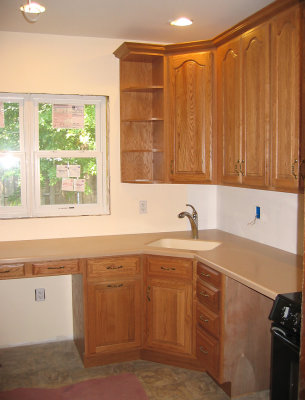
269, 291, 302, 400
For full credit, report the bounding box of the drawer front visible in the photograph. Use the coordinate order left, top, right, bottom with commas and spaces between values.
197, 302, 220, 338
196, 329, 219, 379
197, 281, 220, 312
32, 259, 79, 276
197, 262, 221, 289
87, 256, 140, 279
147, 255, 193, 280
0, 263, 25, 279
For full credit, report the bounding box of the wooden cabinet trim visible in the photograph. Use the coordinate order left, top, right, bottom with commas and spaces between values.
0, 263, 25, 279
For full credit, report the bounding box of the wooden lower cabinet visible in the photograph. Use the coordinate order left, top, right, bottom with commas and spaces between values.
143, 255, 199, 368
87, 278, 142, 354
82, 255, 143, 366
196, 261, 273, 398
145, 276, 193, 355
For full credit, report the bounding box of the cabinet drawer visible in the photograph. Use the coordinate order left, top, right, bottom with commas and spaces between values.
0, 263, 25, 279
197, 302, 220, 338
146, 255, 193, 280
197, 281, 220, 312
196, 329, 219, 379
87, 256, 140, 279
197, 262, 221, 289
32, 259, 79, 276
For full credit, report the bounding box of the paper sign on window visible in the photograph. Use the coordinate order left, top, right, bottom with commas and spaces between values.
69, 165, 81, 178
0, 102, 4, 128
74, 179, 85, 192
56, 165, 69, 178
52, 104, 84, 129
61, 178, 74, 191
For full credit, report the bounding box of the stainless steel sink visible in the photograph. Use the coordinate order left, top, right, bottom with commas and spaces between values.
147, 238, 221, 251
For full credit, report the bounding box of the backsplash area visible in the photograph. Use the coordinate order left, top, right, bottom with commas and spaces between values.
217, 186, 302, 254
188, 185, 302, 254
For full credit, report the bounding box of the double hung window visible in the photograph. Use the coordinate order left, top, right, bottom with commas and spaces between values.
0, 93, 109, 218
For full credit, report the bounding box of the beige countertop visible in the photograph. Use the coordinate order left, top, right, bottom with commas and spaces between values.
0, 229, 302, 300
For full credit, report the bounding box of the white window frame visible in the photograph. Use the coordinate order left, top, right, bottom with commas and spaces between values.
0, 93, 109, 219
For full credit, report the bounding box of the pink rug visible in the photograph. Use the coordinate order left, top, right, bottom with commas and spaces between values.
0, 373, 149, 400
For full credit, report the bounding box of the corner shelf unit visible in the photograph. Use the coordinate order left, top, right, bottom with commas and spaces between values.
114, 43, 167, 183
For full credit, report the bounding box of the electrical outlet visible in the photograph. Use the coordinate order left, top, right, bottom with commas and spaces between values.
139, 200, 147, 214
35, 288, 45, 302
256, 206, 261, 219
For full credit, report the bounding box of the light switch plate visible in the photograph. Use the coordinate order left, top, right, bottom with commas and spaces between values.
35, 288, 45, 302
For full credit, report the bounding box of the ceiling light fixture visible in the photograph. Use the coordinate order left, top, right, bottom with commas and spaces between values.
170, 17, 193, 27
20, 0, 46, 23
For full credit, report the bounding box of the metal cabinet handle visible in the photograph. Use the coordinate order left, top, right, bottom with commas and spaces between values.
199, 315, 209, 322
161, 266, 176, 271
200, 291, 209, 297
47, 266, 65, 270
200, 346, 208, 354
106, 265, 123, 270
292, 159, 298, 179
146, 286, 151, 302
234, 160, 240, 175
0, 270, 10, 274
107, 283, 123, 288
200, 272, 210, 278
239, 160, 245, 176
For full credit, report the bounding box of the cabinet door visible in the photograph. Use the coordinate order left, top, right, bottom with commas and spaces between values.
168, 52, 213, 183
271, 6, 301, 191
87, 278, 142, 354
145, 277, 193, 355
241, 23, 270, 188
217, 38, 242, 185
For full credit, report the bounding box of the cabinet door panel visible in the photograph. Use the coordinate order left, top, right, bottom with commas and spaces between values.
217, 38, 242, 185
146, 277, 193, 355
168, 52, 213, 183
87, 279, 142, 354
271, 6, 301, 191
241, 24, 269, 187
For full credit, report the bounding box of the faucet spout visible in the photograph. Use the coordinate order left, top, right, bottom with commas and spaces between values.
178, 204, 199, 239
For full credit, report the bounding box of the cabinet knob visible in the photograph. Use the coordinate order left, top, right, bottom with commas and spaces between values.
199, 346, 208, 354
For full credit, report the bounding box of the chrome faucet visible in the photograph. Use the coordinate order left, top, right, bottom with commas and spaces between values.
178, 204, 198, 239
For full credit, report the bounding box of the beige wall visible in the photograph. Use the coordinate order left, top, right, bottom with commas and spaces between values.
0, 31, 196, 242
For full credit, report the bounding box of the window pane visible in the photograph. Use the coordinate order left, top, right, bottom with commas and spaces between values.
39, 103, 96, 151
40, 157, 97, 206
0, 155, 21, 206
0, 102, 20, 151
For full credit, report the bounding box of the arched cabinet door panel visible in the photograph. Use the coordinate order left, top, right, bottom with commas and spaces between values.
167, 52, 213, 183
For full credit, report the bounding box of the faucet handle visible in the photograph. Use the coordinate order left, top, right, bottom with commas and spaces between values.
186, 203, 197, 216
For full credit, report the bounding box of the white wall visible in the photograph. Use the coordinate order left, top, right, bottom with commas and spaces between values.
216, 186, 303, 254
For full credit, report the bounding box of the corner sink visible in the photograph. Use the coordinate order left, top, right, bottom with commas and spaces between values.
147, 238, 221, 251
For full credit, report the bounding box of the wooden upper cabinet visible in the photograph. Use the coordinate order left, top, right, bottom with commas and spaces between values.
218, 25, 270, 189
270, 6, 302, 192
217, 38, 242, 185
241, 23, 270, 188
167, 51, 214, 183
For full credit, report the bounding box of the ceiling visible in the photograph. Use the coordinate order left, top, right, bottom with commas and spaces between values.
1, 0, 275, 43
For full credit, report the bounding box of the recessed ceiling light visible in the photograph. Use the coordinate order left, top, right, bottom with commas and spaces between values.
170, 17, 193, 27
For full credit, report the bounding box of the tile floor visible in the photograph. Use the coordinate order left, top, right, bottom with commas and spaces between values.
0, 341, 269, 399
